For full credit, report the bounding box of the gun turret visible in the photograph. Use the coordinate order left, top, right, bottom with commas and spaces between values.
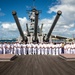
12, 11, 27, 42
45, 10, 62, 42
34, 9, 39, 42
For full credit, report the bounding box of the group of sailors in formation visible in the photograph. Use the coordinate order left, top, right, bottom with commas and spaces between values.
0, 42, 75, 55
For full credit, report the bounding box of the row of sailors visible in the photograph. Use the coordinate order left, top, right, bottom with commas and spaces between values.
0, 42, 75, 55
0, 43, 62, 55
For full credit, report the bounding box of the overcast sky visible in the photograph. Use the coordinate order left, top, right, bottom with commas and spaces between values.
0, 0, 75, 39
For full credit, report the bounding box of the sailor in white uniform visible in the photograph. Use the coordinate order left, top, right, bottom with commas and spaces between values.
71, 44, 75, 54
2, 42, 6, 54
67, 45, 71, 54
13, 42, 17, 55
28, 43, 32, 55
44, 44, 47, 55
64, 45, 67, 54
58, 44, 62, 54
52, 45, 56, 55
33, 44, 36, 55
10, 42, 14, 54
37, 43, 40, 55
48, 44, 52, 55
6, 42, 10, 54
55, 45, 59, 55
17, 42, 21, 55
22, 42, 27, 55
41, 43, 44, 55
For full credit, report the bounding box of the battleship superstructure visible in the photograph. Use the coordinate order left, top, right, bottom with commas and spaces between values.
12, 7, 62, 43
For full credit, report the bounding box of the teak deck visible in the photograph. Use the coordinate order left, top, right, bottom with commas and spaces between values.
0, 55, 75, 75
0, 54, 16, 61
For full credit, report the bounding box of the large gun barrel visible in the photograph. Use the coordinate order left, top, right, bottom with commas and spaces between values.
40, 24, 43, 34
46, 10, 62, 42
26, 23, 30, 36
34, 10, 39, 42
12, 11, 26, 42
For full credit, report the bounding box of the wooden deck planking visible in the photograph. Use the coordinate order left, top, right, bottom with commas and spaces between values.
59, 54, 75, 61
0, 55, 75, 75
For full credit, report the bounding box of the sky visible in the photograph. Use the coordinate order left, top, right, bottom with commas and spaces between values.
0, 0, 75, 39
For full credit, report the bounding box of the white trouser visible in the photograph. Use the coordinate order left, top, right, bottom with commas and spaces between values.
52, 48, 55, 55
38, 48, 40, 55
56, 48, 59, 55
17, 48, 21, 55
71, 49, 74, 54
10, 49, 13, 54
44, 48, 47, 55
3, 48, 6, 54
65, 49, 69, 54
48, 48, 52, 55
33, 48, 36, 55
59, 48, 62, 54
28, 48, 32, 55
41, 48, 44, 55
67, 49, 71, 54
14, 48, 17, 55
23, 48, 26, 55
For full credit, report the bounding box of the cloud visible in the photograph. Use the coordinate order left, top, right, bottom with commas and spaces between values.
0, 17, 28, 39
19, 17, 28, 30
39, 18, 54, 33
46, 0, 75, 38
1, 22, 17, 31
1, 17, 28, 31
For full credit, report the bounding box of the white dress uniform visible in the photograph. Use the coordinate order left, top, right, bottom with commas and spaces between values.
41, 44, 44, 55
44, 44, 47, 55
67, 45, 71, 54
72, 45, 75, 54
13, 43, 17, 55
2, 43, 6, 54
55, 45, 59, 55
0, 43, 2, 54
6, 43, 10, 54
64, 45, 66, 54
52, 45, 56, 55
48, 44, 52, 55
22, 43, 26, 55
28, 44, 32, 55
37, 44, 40, 55
65, 45, 68, 54
17, 43, 21, 55
32, 44, 36, 55
10, 44, 14, 54
58, 45, 62, 54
